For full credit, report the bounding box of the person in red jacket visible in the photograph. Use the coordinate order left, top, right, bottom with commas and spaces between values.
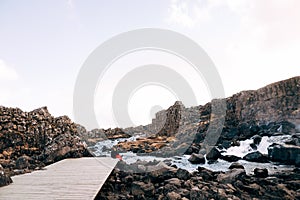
111, 148, 122, 161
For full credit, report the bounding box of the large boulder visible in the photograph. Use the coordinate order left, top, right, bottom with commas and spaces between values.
243, 151, 268, 163
252, 135, 262, 145
148, 162, 177, 182
268, 144, 300, 166
221, 155, 241, 162
206, 147, 221, 161
176, 168, 190, 180
217, 169, 246, 183
188, 153, 205, 164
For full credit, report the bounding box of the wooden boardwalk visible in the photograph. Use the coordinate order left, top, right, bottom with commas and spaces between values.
0, 157, 118, 200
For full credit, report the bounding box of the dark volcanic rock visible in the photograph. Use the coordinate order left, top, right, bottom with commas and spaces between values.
206, 147, 221, 161
243, 151, 268, 163
214, 77, 300, 148
188, 153, 205, 164
252, 135, 262, 145
15, 155, 31, 169
217, 169, 246, 183
0, 106, 92, 185
0, 164, 12, 187
221, 155, 241, 162
131, 181, 155, 196
184, 144, 200, 155
97, 160, 300, 200
254, 168, 268, 178
268, 144, 300, 166
176, 168, 190, 180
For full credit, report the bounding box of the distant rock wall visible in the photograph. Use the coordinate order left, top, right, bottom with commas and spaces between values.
139, 76, 300, 157
227, 76, 300, 125
148, 77, 299, 140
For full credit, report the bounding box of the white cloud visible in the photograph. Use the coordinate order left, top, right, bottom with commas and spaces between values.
165, 0, 300, 96
67, 0, 74, 10
217, 0, 300, 95
166, 0, 220, 27
0, 59, 19, 81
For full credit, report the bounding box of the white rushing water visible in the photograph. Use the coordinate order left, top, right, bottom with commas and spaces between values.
89, 135, 143, 157
91, 134, 296, 174
224, 135, 292, 157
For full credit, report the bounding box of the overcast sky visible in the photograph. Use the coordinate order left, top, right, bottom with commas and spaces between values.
0, 0, 299, 129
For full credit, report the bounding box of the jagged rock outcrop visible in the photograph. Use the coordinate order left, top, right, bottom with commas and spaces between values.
156, 101, 183, 137
0, 106, 92, 180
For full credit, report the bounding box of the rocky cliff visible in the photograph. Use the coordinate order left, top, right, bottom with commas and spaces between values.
226, 76, 299, 125
157, 76, 299, 142
114, 76, 300, 159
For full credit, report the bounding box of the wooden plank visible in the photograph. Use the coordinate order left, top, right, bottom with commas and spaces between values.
0, 157, 118, 200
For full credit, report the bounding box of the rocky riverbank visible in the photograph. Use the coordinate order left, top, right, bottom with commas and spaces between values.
0, 106, 92, 186
96, 161, 300, 200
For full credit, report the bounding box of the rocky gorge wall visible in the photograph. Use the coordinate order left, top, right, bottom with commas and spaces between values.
227, 76, 300, 125
156, 76, 300, 138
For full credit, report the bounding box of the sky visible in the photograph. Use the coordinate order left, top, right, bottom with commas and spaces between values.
0, 0, 299, 129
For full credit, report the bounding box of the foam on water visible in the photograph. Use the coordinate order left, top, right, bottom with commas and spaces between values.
224, 135, 292, 157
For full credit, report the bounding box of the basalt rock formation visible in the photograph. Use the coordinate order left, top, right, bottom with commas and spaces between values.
170, 77, 297, 153
156, 101, 183, 137
0, 106, 92, 181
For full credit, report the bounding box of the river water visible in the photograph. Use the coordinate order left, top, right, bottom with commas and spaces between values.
91, 134, 296, 174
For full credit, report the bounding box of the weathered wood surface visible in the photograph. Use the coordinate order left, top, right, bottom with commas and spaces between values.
0, 157, 118, 200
